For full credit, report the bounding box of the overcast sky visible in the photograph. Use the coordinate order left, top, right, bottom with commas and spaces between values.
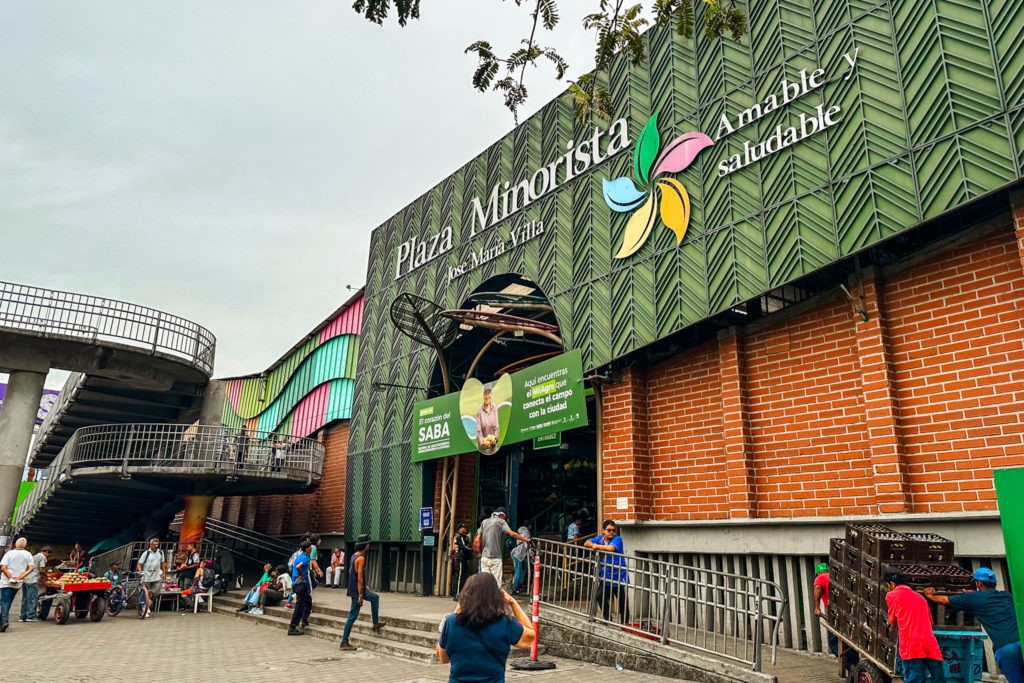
0, 1, 597, 390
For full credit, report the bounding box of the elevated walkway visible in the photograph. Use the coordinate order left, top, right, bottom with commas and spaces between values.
15, 423, 323, 543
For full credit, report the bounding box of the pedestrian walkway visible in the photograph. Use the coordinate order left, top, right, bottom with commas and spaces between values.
6, 587, 839, 682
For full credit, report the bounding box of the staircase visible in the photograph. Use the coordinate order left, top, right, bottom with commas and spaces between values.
213, 591, 440, 663
171, 514, 294, 565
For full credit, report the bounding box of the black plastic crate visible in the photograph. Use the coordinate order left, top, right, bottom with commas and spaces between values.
930, 564, 973, 591
862, 529, 913, 563
860, 622, 876, 653
876, 638, 898, 669
861, 554, 886, 582
843, 567, 860, 597
830, 537, 846, 565
904, 532, 955, 564
827, 601, 840, 627
880, 562, 932, 588
879, 613, 897, 642
829, 560, 843, 590
840, 613, 858, 639
846, 523, 892, 550
845, 545, 861, 572
861, 578, 881, 607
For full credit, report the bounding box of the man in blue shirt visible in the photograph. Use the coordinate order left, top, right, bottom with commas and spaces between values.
584, 519, 629, 624
925, 567, 1022, 683
287, 540, 312, 636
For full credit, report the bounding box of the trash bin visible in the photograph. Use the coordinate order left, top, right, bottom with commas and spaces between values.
896, 630, 987, 683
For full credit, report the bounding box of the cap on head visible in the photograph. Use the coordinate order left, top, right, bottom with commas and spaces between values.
355, 533, 371, 550
973, 567, 997, 584
815, 562, 829, 575
40, 546, 52, 553
494, 507, 506, 517
483, 383, 493, 394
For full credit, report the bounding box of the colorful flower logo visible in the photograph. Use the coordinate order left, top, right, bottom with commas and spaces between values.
603, 112, 714, 258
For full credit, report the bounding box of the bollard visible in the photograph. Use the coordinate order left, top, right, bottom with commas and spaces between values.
510, 554, 556, 670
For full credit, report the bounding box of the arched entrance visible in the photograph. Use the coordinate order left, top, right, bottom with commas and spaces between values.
426, 274, 598, 591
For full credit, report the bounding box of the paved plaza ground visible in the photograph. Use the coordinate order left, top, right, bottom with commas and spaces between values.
1, 592, 690, 683
2, 588, 839, 683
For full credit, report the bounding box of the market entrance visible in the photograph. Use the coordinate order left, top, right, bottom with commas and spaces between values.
434, 274, 598, 541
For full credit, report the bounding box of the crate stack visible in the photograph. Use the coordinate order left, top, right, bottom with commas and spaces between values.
826, 524, 973, 669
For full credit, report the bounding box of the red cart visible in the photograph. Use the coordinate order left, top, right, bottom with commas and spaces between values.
40, 578, 113, 625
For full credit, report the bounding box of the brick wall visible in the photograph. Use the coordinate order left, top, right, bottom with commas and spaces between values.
210, 421, 349, 537
602, 216, 1024, 521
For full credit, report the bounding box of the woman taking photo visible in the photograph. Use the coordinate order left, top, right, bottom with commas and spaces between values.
437, 573, 534, 682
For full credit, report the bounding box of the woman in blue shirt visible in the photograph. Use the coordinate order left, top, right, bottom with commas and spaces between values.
437, 573, 534, 682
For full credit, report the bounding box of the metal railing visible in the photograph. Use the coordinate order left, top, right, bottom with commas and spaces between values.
170, 513, 294, 564
0, 281, 216, 374
15, 424, 324, 531
534, 538, 785, 672
89, 540, 217, 576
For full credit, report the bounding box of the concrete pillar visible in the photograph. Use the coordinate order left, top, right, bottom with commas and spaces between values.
198, 379, 226, 426
179, 494, 214, 544
0, 370, 46, 538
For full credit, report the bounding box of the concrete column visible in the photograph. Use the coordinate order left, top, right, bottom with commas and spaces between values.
179, 494, 214, 544
0, 370, 46, 538
198, 379, 226, 426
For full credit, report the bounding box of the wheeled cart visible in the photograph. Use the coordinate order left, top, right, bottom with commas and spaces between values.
39, 578, 113, 625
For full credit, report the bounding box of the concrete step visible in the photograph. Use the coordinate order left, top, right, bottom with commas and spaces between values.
217, 592, 441, 634
213, 602, 439, 663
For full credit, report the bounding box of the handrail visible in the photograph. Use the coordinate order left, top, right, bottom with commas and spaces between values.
0, 280, 216, 374
14, 424, 324, 532
171, 513, 294, 559
32, 372, 87, 455
534, 538, 785, 672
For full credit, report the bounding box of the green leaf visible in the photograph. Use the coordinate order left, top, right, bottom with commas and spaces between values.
633, 112, 660, 186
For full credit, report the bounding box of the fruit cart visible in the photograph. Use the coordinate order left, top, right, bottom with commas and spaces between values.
39, 573, 112, 625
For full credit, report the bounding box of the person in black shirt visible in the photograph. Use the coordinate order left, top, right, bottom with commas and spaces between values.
925, 567, 1022, 683
451, 522, 473, 601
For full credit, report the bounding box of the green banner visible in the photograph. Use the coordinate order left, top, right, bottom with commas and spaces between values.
533, 432, 562, 450
994, 468, 1024, 633
412, 349, 587, 462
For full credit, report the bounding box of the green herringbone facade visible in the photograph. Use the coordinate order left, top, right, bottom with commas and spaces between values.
349, 0, 1024, 543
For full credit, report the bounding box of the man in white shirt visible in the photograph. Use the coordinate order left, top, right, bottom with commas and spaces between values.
20, 545, 50, 622
1, 537, 36, 632
136, 538, 167, 618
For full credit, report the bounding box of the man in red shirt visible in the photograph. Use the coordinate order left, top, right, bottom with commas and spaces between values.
885, 571, 945, 682
813, 563, 837, 656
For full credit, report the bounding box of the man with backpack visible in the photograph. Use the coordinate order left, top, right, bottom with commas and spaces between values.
136, 538, 167, 619
287, 540, 312, 636
475, 508, 529, 586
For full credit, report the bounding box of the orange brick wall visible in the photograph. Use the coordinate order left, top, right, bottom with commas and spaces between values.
885, 228, 1024, 513
645, 340, 729, 519
745, 298, 874, 516
210, 421, 349, 537
602, 216, 1024, 522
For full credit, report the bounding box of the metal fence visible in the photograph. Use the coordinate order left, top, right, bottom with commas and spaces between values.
0, 280, 216, 374
15, 424, 324, 530
534, 538, 786, 671
89, 540, 217, 577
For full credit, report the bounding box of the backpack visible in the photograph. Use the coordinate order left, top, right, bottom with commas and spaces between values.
287, 549, 300, 571
505, 536, 518, 554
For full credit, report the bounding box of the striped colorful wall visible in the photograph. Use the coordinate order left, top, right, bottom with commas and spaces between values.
221, 295, 363, 438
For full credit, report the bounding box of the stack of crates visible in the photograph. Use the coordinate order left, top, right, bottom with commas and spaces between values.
827, 524, 974, 670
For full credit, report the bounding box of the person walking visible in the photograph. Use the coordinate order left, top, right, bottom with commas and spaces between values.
511, 520, 532, 595
584, 519, 629, 624
0, 538, 36, 632
136, 538, 166, 619
436, 573, 535, 682
925, 567, 1022, 683
287, 541, 312, 635
19, 545, 50, 623
451, 522, 473, 600
338, 534, 386, 651
812, 562, 838, 656
476, 508, 528, 586
885, 571, 945, 683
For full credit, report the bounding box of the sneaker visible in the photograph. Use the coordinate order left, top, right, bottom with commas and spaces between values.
285, 602, 293, 609
338, 642, 356, 651
24, 618, 38, 623
248, 608, 264, 616
1, 623, 8, 632
144, 611, 152, 619
372, 621, 387, 633
236, 604, 250, 612
301, 621, 309, 629
17, 618, 25, 622
286, 628, 303, 636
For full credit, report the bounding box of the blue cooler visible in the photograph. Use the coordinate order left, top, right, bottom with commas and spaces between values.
894, 630, 987, 682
